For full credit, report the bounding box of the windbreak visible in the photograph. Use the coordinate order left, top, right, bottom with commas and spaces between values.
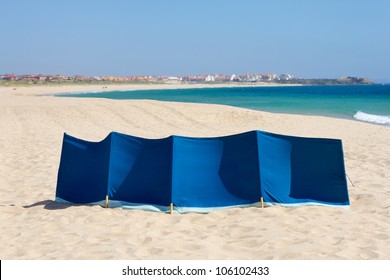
56, 131, 349, 212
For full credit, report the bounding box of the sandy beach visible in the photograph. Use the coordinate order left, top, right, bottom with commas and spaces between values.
0, 84, 389, 259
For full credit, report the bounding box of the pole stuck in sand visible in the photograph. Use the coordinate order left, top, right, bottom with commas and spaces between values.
260, 197, 264, 208
170, 203, 173, 215
105, 195, 109, 208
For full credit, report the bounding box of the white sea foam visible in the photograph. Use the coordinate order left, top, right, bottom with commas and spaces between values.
353, 111, 390, 125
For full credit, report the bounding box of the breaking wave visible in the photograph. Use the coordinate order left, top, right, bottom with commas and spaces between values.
353, 111, 390, 125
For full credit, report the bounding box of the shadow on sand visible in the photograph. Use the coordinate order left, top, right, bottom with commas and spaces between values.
23, 200, 93, 210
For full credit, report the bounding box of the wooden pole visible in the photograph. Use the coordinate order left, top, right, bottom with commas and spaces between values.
260, 197, 264, 208
170, 203, 173, 215
105, 195, 109, 208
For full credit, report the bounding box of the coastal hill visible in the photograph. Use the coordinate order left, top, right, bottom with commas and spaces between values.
337, 76, 374, 85
283, 76, 374, 85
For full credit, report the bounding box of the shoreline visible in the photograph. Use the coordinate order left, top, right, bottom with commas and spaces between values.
2, 82, 389, 130
19, 83, 388, 128
0, 83, 389, 259
0, 82, 301, 97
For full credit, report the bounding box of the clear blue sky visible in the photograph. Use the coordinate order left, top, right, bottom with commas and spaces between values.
1, 0, 389, 81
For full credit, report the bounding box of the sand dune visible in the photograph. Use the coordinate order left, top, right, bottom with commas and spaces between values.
0, 85, 389, 259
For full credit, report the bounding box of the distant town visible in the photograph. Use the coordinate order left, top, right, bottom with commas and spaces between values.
0, 73, 373, 85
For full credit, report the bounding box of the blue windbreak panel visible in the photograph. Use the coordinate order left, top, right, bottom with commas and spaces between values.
56, 130, 350, 210
107, 133, 172, 206
218, 132, 261, 204
257, 132, 292, 204
171, 132, 261, 208
258, 131, 349, 206
56, 133, 110, 204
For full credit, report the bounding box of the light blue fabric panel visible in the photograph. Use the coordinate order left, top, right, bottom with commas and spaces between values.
171, 132, 261, 208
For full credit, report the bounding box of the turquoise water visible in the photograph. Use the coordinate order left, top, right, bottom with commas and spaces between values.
57, 84, 390, 125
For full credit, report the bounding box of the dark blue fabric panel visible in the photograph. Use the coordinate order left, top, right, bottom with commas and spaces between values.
217, 131, 261, 204
258, 131, 349, 206
107, 133, 172, 206
172, 132, 261, 207
56, 133, 110, 204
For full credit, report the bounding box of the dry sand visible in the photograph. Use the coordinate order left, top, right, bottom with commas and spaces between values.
0, 84, 389, 259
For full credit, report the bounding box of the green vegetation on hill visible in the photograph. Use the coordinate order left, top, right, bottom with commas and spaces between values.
274, 77, 374, 85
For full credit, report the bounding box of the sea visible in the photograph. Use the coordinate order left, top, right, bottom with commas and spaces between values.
57, 84, 390, 126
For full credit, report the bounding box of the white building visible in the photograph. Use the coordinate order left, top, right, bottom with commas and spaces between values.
205, 75, 215, 82
230, 74, 240, 82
